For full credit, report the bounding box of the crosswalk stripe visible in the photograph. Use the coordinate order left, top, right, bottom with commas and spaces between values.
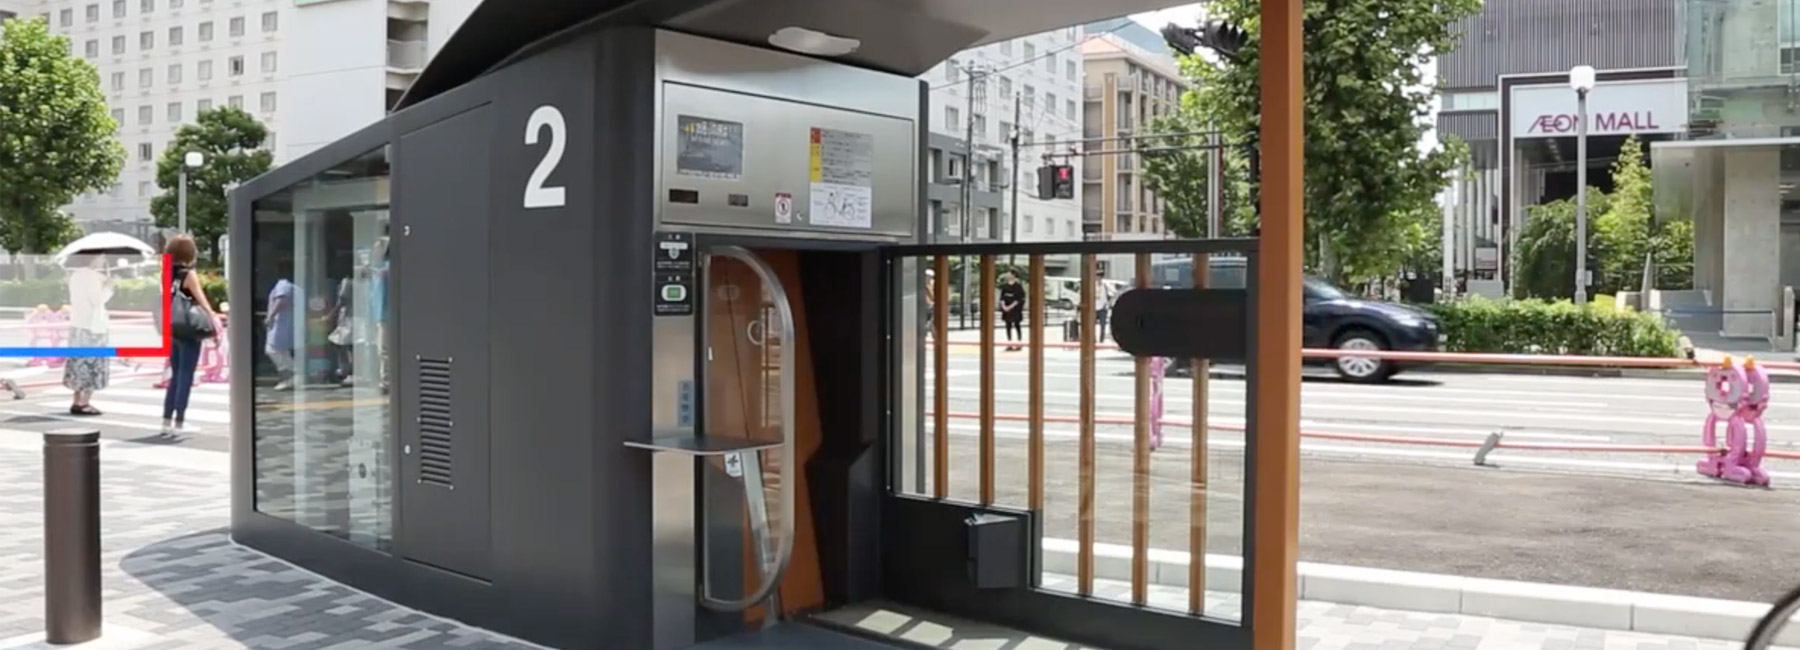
100, 387, 231, 406
80, 399, 230, 424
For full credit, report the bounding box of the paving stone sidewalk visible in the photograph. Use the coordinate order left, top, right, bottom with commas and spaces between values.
0, 438, 1782, 650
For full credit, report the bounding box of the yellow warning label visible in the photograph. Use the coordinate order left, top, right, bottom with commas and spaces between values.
808, 127, 823, 182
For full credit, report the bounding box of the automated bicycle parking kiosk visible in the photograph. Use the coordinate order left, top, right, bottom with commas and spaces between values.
227, 3, 1295, 650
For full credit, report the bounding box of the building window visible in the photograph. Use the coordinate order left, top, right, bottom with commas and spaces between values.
167, 63, 181, 83
111, 0, 125, 18
111, 35, 124, 54
998, 75, 1012, 99
109, 108, 124, 129
109, 71, 123, 90
261, 10, 276, 32
139, 30, 152, 50
170, 0, 181, 8
1000, 40, 1011, 55
139, 0, 152, 12
1066, 60, 1076, 81
197, 98, 211, 112
945, 61, 959, 82
84, 4, 98, 22
260, 51, 276, 73
972, 114, 986, 138
228, 55, 243, 76
137, 141, 151, 160
197, 59, 212, 81
137, 105, 152, 125
1023, 43, 1035, 60
227, 94, 242, 109
138, 181, 151, 197
1044, 53, 1055, 73
169, 26, 182, 46
198, 20, 212, 41
259, 91, 275, 112
249, 146, 393, 550
1022, 84, 1035, 110
138, 67, 151, 87
944, 106, 959, 130
1046, 92, 1057, 115
167, 101, 181, 123
84, 39, 99, 58
228, 16, 243, 37
59, 8, 73, 26
1065, 99, 1075, 120
1441, 90, 1500, 111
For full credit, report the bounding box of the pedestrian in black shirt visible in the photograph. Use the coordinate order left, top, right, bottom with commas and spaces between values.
999, 272, 1026, 351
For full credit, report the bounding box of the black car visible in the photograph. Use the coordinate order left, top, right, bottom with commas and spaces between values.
1148, 256, 1442, 382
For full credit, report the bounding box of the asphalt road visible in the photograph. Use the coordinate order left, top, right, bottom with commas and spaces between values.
909, 348, 1800, 601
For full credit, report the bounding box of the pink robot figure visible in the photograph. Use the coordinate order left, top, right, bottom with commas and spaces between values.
1697, 355, 1749, 482
23, 305, 54, 367
1736, 356, 1772, 486
198, 315, 230, 383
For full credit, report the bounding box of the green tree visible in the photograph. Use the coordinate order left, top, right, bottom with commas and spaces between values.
0, 17, 125, 258
1141, 0, 1479, 284
1594, 135, 1653, 292
1512, 188, 1610, 300
149, 106, 273, 261
1516, 135, 1693, 298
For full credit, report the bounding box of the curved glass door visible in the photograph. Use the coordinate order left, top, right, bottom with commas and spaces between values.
699, 249, 796, 624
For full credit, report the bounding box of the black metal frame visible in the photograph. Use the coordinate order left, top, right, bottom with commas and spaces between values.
874, 238, 1261, 650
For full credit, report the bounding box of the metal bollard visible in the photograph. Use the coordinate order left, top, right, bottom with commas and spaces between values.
43, 428, 102, 645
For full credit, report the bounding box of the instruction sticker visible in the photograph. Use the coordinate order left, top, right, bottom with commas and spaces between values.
653, 231, 695, 317
774, 192, 794, 224
807, 127, 875, 229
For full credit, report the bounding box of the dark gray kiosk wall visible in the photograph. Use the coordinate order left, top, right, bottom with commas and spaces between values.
386, 26, 658, 649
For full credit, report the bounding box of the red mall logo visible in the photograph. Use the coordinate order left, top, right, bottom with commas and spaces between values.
1527, 112, 1662, 134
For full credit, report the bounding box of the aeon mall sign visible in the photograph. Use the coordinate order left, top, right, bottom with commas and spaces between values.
1508, 78, 1688, 139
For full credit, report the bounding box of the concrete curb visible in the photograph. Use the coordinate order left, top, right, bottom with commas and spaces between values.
1042, 538, 1795, 644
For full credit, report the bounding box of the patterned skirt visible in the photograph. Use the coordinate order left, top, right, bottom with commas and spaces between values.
62, 328, 110, 392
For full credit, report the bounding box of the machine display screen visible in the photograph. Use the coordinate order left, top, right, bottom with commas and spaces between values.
675, 115, 745, 181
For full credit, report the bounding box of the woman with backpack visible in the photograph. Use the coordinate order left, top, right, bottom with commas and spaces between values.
161, 235, 219, 437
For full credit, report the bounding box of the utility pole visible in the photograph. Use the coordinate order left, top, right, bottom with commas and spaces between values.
1007, 93, 1022, 264
958, 64, 982, 330
1206, 129, 1223, 238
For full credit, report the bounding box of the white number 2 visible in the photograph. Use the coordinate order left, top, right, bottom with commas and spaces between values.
523, 105, 567, 209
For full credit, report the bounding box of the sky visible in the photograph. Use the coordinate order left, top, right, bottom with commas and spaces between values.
1125, 5, 1443, 154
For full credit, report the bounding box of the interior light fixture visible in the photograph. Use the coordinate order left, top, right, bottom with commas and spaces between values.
768, 26, 860, 57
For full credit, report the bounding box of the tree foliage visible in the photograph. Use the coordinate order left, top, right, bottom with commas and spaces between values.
0, 17, 125, 255
149, 106, 273, 260
1141, 0, 1479, 284
1511, 137, 1693, 300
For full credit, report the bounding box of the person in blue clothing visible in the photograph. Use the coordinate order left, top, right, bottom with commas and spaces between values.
265, 258, 301, 391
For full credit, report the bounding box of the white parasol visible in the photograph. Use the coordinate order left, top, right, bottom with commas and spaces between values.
51, 232, 158, 266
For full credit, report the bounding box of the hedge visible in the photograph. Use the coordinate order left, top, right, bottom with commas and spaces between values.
1426, 297, 1682, 358
0, 275, 229, 314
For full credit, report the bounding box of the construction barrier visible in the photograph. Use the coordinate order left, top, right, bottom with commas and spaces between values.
1698, 355, 1771, 486
26, 306, 68, 368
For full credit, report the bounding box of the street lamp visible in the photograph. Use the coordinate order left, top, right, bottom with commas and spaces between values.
177, 151, 204, 233
1569, 65, 1595, 304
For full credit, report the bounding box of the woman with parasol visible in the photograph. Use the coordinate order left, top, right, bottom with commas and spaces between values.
53, 232, 156, 416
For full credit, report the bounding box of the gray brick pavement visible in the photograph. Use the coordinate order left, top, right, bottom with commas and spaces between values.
0, 439, 1783, 650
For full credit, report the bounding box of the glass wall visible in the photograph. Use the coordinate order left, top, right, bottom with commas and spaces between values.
250, 146, 393, 551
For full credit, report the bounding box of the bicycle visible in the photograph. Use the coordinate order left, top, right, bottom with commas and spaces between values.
1744, 582, 1800, 650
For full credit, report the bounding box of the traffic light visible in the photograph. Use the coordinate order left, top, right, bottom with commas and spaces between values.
1036, 164, 1074, 200
1161, 21, 1249, 62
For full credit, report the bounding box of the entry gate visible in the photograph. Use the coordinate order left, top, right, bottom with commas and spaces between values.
872, 238, 1264, 650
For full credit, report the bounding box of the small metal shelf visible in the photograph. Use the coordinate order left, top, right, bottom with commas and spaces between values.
624, 434, 782, 456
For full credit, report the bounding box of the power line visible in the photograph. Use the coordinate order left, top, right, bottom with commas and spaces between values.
929, 23, 1134, 93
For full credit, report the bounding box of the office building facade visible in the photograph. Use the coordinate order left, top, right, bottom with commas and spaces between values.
921, 27, 1087, 248
10, 0, 472, 236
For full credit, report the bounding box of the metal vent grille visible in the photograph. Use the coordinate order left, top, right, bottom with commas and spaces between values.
417, 357, 453, 488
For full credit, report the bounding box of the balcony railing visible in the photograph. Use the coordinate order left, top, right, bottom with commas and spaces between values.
387, 39, 427, 71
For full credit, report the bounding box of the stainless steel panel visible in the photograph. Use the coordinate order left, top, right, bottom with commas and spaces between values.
651, 29, 921, 242
658, 83, 918, 239
650, 313, 697, 650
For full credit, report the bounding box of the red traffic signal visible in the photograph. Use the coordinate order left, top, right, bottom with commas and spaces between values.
1037, 164, 1075, 200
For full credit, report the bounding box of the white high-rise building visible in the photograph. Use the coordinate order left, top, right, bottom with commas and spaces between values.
920, 27, 1088, 258
14, 0, 477, 234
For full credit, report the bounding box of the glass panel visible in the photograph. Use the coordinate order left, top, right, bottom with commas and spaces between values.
1687, 0, 1800, 138
889, 249, 1250, 623
250, 147, 393, 551
703, 253, 791, 603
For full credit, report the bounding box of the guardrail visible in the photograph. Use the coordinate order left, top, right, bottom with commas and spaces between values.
936, 338, 1800, 371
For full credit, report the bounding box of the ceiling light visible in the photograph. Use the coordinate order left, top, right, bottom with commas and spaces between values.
768, 27, 860, 57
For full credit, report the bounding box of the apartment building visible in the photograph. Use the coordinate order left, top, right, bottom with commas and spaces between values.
1080, 26, 1184, 241
920, 26, 1088, 252
280, 0, 476, 159
0, 1, 25, 22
